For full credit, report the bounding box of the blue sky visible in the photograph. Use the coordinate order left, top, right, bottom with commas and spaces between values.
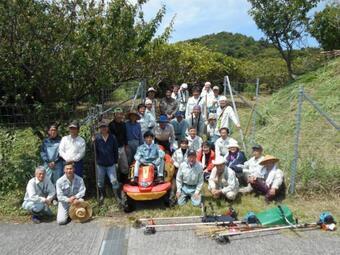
136, 0, 329, 47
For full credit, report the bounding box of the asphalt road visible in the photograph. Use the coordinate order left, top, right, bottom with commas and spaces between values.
1, 219, 340, 255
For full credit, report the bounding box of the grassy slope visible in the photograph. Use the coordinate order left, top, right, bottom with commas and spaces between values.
252, 58, 340, 194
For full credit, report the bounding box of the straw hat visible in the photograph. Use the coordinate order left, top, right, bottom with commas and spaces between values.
69, 201, 92, 223
212, 157, 226, 165
259, 155, 279, 165
227, 141, 240, 149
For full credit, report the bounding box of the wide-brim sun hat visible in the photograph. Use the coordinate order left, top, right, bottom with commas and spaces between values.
227, 141, 240, 149
126, 112, 141, 120
69, 201, 92, 223
259, 155, 279, 165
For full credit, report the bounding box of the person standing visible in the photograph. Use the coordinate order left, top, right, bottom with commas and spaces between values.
126, 112, 143, 165
185, 86, 204, 119
209, 86, 221, 114
56, 163, 86, 225
170, 111, 189, 148
22, 166, 55, 224
145, 87, 158, 117
109, 108, 129, 179
176, 149, 204, 207
144, 99, 156, 129
59, 121, 86, 177
153, 115, 176, 153
178, 83, 189, 114
159, 88, 178, 120
40, 124, 63, 184
216, 96, 240, 134
95, 121, 120, 204
186, 105, 205, 137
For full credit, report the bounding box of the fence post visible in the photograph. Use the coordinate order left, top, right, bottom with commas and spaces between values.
250, 78, 260, 143
226, 76, 247, 152
289, 86, 304, 194
223, 76, 227, 96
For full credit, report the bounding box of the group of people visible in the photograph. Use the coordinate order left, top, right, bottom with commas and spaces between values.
22, 81, 285, 224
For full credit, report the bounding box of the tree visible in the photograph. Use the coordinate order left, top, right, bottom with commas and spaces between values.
310, 2, 340, 51
0, 0, 171, 128
248, 0, 319, 80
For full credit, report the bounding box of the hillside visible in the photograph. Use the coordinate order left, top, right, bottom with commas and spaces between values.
244, 58, 340, 194
185, 31, 277, 58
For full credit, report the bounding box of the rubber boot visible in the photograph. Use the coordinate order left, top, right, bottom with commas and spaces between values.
113, 187, 122, 204
98, 188, 104, 205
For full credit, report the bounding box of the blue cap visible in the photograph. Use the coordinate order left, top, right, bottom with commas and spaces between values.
175, 111, 184, 117
157, 115, 169, 123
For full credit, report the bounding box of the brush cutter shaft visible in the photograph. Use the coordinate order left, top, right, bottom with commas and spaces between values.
139, 216, 203, 221
144, 220, 243, 228
217, 223, 318, 237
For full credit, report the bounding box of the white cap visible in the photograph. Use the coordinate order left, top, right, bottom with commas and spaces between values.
227, 141, 240, 149
205, 82, 211, 87
212, 157, 226, 165
208, 113, 216, 120
213, 86, 219, 90
219, 96, 227, 101
181, 83, 188, 89
145, 99, 152, 105
147, 87, 156, 92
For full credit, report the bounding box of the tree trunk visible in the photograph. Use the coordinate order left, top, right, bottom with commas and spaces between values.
285, 57, 295, 81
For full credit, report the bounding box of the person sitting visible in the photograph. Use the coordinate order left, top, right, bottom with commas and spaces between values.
94, 120, 119, 204
186, 105, 205, 137
22, 166, 56, 224
40, 124, 63, 184
216, 96, 240, 133
59, 121, 86, 177
126, 111, 143, 165
208, 157, 239, 201
56, 162, 86, 225
109, 108, 129, 180
225, 141, 247, 175
159, 88, 178, 120
239, 144, 265, 194
176, 149, 204, 207
170, 111, 189, 148
249, 155, 284, 202
214, 127, 237, 160
206, 113, 218, 145
196, 142, 215, 180
172, 138, 189, 169
186, 126, 203, 151
133, 131, 165, 184
185, 86, 204, 119
153, 115, 175, 153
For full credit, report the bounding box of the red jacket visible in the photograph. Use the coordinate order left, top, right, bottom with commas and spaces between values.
196, 149, 215, 172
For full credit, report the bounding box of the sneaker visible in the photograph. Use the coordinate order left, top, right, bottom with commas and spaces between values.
239, 184, 253, 194
32, 215, 41, 224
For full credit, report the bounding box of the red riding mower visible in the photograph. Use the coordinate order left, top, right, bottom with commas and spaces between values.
121, 146, 175, 212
